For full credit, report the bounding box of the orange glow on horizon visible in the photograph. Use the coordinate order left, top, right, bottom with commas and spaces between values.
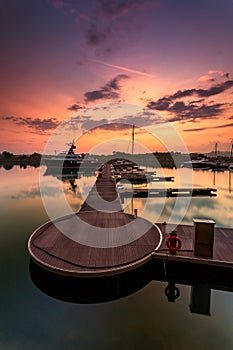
75, 126, 168, 154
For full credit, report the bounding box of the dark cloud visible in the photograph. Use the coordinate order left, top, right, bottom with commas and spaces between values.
197, 80, 233, 97
147, 80, 233, 123
169, 80, 233, 100
3, 116, 60, 134
148, 98, 225, 123
184, 122, 233, 132
48, 0, 155, 60
61, 106, 163, 134
84, 90, 118, 102
84, 74, 129, 102
148, 80, 233, 110
189, 99, 205, 104
183, 127, 207, 132
99, 0, 148, 17
114, 112, 164, 127
89, 0, 154, 49
82, 118, 109, 130
147, 97, 171, 111
86, 24, 108, 45
90, 122, 132, 132
67, 104, 84, 111
167, 102, 225, 122
213, 122, 233, 129
61, 114, 111, 132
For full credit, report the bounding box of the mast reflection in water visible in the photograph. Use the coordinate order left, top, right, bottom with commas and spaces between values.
1, 165, 233, 350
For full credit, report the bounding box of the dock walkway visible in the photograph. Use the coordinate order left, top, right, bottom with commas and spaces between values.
28, 165, 162, 276
155, 223, 233, 269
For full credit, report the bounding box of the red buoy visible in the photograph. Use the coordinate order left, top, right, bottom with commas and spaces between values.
166, 230, 182, 254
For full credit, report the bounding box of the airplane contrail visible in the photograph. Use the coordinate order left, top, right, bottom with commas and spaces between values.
90, 58, 156, 78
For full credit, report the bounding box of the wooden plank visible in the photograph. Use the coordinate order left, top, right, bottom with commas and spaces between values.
153, 224, 233, 268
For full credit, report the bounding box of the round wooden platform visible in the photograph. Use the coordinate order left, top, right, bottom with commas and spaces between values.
28, 212, 162, 277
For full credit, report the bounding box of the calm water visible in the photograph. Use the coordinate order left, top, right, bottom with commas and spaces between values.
0, 165, 233, 350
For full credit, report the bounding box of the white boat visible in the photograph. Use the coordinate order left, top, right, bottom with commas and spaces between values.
229, 164, 233, 171
181, 159, 215, 170
43, 142, 98, 169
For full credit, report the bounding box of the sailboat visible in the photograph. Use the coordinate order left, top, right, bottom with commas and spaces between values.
113, 124, 155, 183
228, 142, 233, 171
211, 142, 229, 171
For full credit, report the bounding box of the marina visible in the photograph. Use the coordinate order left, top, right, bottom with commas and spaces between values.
2, 1, 233, 349
1, 162, 233, 350
28, 164, 233, 278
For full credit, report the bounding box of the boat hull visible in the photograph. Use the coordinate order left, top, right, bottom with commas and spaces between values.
43, 158, 99, 169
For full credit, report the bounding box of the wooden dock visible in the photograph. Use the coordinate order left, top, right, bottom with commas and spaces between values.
153, 176, 174, 182
28, 165, 162, 276
28, 165, 232, 278
120, 187, 217, 199
154, 223, 233, 269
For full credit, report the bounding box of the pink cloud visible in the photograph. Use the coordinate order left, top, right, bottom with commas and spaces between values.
198, 70, 229, 83
198, 75, 215, 83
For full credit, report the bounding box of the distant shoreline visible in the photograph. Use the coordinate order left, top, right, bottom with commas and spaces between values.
1, 151, 231, 170
0, 151, 188, 169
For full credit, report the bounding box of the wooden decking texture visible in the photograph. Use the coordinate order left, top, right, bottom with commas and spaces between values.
80, 165, 122, 212
29, 214, 161, 270
29, 165, 161, 276
155, 223, 233, 268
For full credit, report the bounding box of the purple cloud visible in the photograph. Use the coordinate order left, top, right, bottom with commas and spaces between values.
184, 122, 233, 132
3, 116, 60, 134
67, 104, 84, 111
147, 80, 233, 122
84, 74, 129, 102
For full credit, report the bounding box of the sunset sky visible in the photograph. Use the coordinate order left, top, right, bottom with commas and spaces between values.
1, 0, 233, 154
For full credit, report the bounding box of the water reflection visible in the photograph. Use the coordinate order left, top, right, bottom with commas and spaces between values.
229, 171, 232, 193
163, 260, 233, 316
1, 166, 232, 227
29, 259, 152, 304
29, 258, 233, 317
1, 165, 233, 350
43, 167, 96, 193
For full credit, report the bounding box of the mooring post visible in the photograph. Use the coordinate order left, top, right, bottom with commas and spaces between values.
162, 221, 167, 234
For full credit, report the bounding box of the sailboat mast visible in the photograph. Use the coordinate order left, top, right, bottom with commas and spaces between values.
131, 124, 135, 155
214, 142, 218, 158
